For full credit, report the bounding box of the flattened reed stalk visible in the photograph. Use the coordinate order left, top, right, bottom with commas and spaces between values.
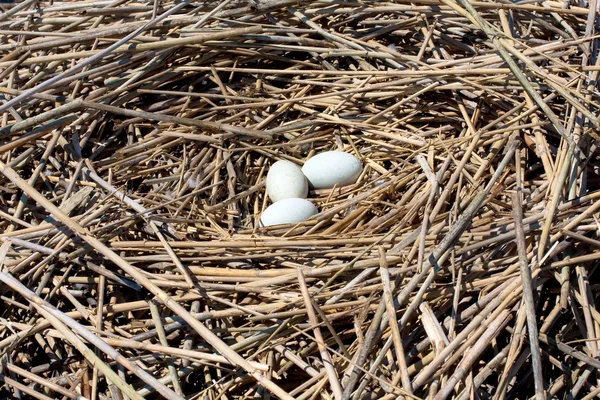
511, 192, 546, 400
0, 0, 600, 398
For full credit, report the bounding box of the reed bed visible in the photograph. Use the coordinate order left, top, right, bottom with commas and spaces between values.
0, 0, 599, 399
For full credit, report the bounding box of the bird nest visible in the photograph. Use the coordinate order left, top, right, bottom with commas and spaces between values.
0, 0, 599, 399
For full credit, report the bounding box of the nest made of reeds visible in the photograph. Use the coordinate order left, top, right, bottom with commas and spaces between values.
1, 0, 600, 399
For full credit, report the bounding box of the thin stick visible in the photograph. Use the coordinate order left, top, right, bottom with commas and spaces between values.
378, 246, 412, 394
297, 269, 343, 400
512, 192, 546, 399
149, 300, 184, 395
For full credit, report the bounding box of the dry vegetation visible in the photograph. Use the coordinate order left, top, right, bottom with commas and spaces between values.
1, 0, 600, 399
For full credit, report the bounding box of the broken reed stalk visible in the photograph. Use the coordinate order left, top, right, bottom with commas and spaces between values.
511, 192, 546, 400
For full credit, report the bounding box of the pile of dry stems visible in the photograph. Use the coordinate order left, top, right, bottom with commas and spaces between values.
1, 0, 600, 399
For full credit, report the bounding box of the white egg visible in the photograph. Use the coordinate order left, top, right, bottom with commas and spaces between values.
260, 198, 318, 227
266, 160, 308, 203
301, 151, 362, 189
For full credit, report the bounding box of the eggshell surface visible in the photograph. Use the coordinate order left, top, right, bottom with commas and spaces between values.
260, 198, 318, 227
302, 151, 362, 189
266, 160, 308, 203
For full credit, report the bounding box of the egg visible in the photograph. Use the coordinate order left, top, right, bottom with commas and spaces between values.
301, 151, 362, 189
266, 160, 308, 203
259, 198, 318, 227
